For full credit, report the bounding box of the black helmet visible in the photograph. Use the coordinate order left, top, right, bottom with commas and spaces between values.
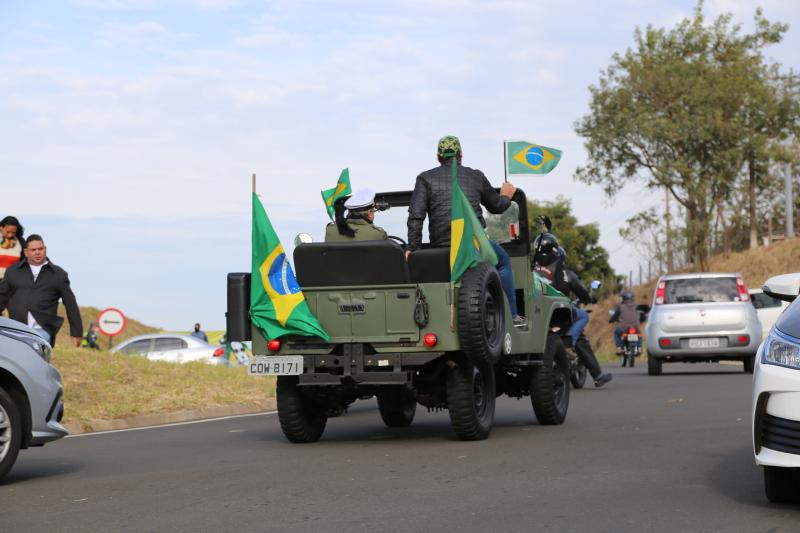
621, 290, 634, 302
534, 232, 559, 256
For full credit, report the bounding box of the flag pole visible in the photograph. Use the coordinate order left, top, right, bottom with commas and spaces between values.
252, 173, 257, 194
503, 140, 508, 183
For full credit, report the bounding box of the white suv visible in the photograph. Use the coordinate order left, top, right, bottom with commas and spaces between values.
752, 273, 800, 504
0, 317, 68, 480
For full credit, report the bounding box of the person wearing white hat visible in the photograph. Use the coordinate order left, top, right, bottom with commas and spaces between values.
325, 188, 388, 242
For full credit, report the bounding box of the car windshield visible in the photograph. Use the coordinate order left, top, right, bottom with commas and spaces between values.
663, 277, 740, 304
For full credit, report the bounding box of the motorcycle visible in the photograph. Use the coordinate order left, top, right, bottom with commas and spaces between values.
565, 279, 602, 389
620, 327, 642, 367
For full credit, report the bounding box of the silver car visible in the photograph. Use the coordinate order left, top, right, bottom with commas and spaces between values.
111, 333, 227, 366
645, 273, 762, 375
0, 317, 68, 480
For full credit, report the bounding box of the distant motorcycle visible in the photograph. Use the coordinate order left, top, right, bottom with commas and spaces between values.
620, 327, 642, 367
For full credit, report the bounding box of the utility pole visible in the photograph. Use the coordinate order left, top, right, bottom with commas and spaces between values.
787, 163, 795, 239
665, 186, 674, 272
638, 264, 642, 286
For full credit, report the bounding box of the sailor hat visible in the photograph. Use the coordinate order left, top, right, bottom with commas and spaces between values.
344, 188, 376, 211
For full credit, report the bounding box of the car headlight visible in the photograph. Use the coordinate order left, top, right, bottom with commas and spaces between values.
762, 330, 800, 370
0, 329, 52, 362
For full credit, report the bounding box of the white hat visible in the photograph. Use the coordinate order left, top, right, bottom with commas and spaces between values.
344, 188, 376, 211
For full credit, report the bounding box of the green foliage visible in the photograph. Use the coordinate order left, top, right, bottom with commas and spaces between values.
574, 1, 799, 270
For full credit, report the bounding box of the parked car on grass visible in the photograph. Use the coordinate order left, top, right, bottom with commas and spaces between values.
0, 317, 68, 480
752, 272, 800, 504
750, 288, 790, 339
111, 334, 226, 366
645, 273, 761, 375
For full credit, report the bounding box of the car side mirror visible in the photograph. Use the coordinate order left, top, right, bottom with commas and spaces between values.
294, 233, 313, 246
762, 273, 800, 303
590, 280, 602, 290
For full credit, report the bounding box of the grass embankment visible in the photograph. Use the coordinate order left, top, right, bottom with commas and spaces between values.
586, 238, 800, 359
54, 346, 275, 426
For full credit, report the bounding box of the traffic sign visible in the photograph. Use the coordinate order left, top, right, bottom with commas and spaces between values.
97, 308, 127, 337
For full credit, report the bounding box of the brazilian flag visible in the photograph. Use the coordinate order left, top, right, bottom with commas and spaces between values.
506, 140, 562, 175
320, 168, 352, 220
250, 194, 329, 341
449, 160, 498, 283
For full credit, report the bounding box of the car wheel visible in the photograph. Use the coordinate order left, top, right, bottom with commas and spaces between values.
377, 388, 416, 428
0, 387, 22, 480
764, 466, 800, 504
570, 365, 587, 389
647, 356, 662, 376
530, 333, 570, 425
743, 356, 755, 374
276, 376, 327, 443
446, 356, 496, 441
457, 263, 506, 365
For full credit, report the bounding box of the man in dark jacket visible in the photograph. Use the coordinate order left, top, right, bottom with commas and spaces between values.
0, 235, 83, 346
408, 135, 525, 327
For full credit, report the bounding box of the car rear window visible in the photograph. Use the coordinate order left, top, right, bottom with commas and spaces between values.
663, 277, 740, 304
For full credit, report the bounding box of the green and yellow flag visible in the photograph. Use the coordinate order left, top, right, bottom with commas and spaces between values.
505, 141, 562, 175
250, 193, 329, 341
449, 160, 498, 283
320, 168, 352, 220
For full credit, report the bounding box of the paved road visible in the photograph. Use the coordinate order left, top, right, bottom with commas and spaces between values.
2, 363, 798, 532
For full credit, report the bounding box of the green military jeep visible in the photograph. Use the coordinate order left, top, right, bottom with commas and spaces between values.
226, 189, 574, 442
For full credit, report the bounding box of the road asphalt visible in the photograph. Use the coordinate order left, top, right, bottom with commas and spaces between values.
2, 362, 798, 532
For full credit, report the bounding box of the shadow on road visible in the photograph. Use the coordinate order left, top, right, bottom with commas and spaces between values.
0, 458, 84, 486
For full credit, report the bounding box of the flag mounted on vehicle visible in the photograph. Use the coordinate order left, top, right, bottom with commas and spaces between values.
251, 193, 329, 341
320, 168, 352, 220
449, 160, 498, 283
505, 141, 562, 175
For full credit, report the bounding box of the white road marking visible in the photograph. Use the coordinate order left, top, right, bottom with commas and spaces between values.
65, 410, 278, 438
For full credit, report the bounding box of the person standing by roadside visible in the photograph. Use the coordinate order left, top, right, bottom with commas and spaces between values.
0, 216, 24, 280
0, 235, 83, 346
190, 323, 208, 343
82, 321, 101, 349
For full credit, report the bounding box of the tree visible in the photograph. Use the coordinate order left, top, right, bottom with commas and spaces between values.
574, 2, 796, 270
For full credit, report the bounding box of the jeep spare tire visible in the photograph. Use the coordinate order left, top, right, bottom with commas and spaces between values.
457, 263, 506, 365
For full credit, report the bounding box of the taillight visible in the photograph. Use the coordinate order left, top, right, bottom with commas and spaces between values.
423, 333, 438, 348
267, 339, 281, 352
660, 338, 671, 347
628, 328, 637, 334
736, 277, 750, 302
213, 347, 225, 357
655, 281, 665, 305
737, 335, 749, 345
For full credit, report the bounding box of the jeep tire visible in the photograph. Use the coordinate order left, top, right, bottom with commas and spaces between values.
276, 376, 327, 443
446, 356, 496, 441
530, 333, 570, 425
377, 388, 416, 428
0, 387, 22, 480
457, 263, 505, 365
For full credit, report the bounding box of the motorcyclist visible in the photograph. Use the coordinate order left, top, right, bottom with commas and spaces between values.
532, 233, 612, 388
609, 291, 642, 355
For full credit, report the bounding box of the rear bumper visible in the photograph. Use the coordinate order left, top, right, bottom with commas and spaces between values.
296, 349, 443, 387
647, 335, 759, 359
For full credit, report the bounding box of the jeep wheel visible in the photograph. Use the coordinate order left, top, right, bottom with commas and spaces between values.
457, 263, 505, 365
570, 365, 587, 389
647, 356, 662, 376
0, 387, 22, 480
764, 466, 800, 504
743, 356, 755, 374
446, 356, 496, 441
377, 389, 416, 428
276, 376, 327, 443
530, 334, 570, 425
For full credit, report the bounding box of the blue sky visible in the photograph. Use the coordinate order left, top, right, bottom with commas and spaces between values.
2, 0, 798, 331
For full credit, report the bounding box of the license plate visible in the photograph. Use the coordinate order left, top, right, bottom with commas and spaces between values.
248, 356, 304, 376
627, 334, 639, 342
688, 338, 720, 349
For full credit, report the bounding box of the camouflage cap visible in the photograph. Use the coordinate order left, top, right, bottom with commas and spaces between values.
437, 135, 462, 157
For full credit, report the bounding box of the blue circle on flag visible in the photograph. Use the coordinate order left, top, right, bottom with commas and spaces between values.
525, 146, 544, 167
268, 253, 301, 295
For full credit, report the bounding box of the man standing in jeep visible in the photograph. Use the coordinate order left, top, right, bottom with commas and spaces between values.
407, 135, 525, 327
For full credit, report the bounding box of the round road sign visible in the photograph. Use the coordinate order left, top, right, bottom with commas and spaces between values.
97, 308, 127, 337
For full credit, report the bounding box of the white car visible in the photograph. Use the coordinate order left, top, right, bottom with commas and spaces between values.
111, 334, 227, 366
750, 288, 790, 339
752, 272, 800, 504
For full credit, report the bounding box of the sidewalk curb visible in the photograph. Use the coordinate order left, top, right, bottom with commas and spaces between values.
63, 399, 277, 435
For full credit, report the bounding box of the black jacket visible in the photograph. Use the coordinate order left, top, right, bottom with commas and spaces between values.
407, 161, 511, 250
566, 269, 593, 305
0, 259, 83, 341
